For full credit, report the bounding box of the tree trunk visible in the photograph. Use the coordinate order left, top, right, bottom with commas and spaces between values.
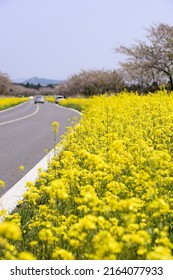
169, 75, 173, 90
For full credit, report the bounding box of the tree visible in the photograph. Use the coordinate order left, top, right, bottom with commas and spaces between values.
0, 73, 11, 95
115, 23, 173, 90
55, 69, 125, 97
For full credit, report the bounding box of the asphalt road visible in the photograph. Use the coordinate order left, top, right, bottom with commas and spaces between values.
0, 100, 80, 194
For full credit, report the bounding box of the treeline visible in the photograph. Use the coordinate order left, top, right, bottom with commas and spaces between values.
55, 70, 125, 97
1, 23, 173, 97
0, 73, 56, 97
56, 23, 173, 97
0, 73, 36, 96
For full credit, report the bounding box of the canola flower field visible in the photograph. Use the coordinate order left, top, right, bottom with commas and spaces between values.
0, 90, 173, 260
0, 97, 28, 111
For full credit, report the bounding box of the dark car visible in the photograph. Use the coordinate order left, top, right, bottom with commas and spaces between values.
55, 95, 64, 104
34, 95, 44, 104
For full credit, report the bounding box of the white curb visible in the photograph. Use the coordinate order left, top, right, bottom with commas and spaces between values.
0, 147, 60, 216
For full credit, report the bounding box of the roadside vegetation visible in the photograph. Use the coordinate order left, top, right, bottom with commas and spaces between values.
0, 97, 28, 111
44, 96, 56, 103
0, 90, 173, 260
58, 98, 90, 111
46, 96, 90, 112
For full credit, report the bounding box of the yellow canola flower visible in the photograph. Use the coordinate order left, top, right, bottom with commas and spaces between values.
0, 180, 5, 188
147, 246, 173, 260
52, 121, 59, 134
38, 228, 58, 244
137, 247, 147, 256
19, 165, 24, 172
118, 197, 144, 212
29, 241, 38, 247
50, 179, 69, 199
80, 215, 97, 230
18, 252, 36, 260
122, 230, 151, 246
0, 222, 22, 240
92, 230, 122, 260
52, 248, 74, 260
4, 213, 21, 227
147, 197, 170, 214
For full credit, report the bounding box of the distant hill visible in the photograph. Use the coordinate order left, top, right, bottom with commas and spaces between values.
22, 77, 64, 86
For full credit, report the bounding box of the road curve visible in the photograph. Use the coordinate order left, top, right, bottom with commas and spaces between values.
0, 100, 81, 194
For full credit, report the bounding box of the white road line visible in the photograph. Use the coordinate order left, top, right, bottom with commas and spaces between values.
55, 103, 82, 115
0, 103, 39, 126
0, 101, 28, 114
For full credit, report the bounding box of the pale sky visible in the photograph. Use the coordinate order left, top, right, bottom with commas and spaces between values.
0, 0, 173, 81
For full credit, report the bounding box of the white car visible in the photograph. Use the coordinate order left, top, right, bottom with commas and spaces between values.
34, 96, 44, 104
55, 95, 64, 104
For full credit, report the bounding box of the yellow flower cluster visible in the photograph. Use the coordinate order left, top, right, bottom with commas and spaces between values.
0, 97, 28, 111
0, 221, 35, 260
1, 90, 173, 259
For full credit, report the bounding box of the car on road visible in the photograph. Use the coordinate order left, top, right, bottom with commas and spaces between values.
34, 95, 44, 104
55, 95, 64, 104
